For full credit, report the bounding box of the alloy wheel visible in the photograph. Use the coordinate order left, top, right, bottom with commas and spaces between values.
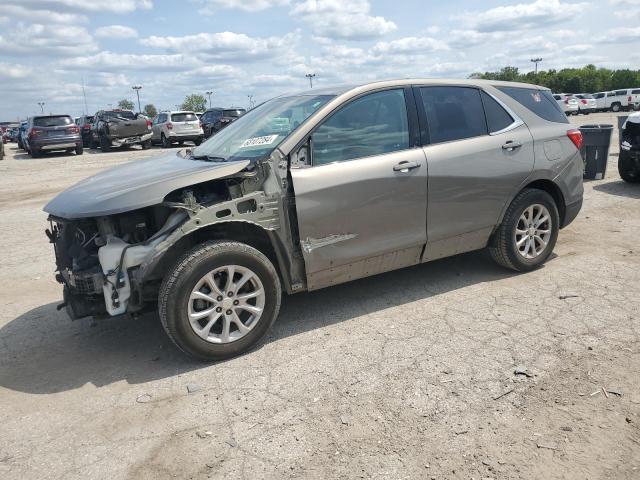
514, 204, 552, 260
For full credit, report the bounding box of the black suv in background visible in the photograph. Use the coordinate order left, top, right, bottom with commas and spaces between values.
201, 107, 246, 139
75, 115, 94, 147
25, 115, 83, 157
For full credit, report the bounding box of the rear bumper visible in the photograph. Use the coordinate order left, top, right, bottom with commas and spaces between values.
167, 133, 203, 141
31, 136, 82, 150
111, 132, 152, 146
562, 198, 582, 228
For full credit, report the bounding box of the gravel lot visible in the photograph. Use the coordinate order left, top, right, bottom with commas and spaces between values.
1, 113, 639, 480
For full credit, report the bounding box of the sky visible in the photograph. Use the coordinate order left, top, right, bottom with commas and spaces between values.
1, 0, 639, 120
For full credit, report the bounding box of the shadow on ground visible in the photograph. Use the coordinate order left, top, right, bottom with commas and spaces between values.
0, 251, 516, 394
593, 179, 640, 199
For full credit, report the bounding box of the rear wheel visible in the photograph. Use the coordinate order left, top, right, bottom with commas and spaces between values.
161, 133, 171, 148
159, 241, 281, 361
141, 139, 152, 150
194, 137, 203, 146
30, 148, 40, 158
100, 135, 111, 152
75, 144, 83, 155
611, 103, 621, 113
489, 189, 559, 272
618, 152, 640, 183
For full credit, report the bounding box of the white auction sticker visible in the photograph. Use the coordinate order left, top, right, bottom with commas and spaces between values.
239, 135, 279, 148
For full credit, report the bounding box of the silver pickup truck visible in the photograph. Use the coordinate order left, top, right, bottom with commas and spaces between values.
90, 109, 152, 151
44, 79, 584, 361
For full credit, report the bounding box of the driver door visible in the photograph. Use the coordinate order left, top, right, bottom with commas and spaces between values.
290, 88, 428, 290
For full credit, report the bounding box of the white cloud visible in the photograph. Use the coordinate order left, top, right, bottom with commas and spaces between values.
198, 0, 290, 13
1, 4, 88, 23
60, 51, 201, 71
95, 25, 138, 39
0, 62, 33, 79
0, 23, 97, 56
460, 0, 587, 32
598, 26, 640, 42
11, 0, 153, 13
140, 31, 298, 61
291, 0, 397, 40
372, 36, 449, 55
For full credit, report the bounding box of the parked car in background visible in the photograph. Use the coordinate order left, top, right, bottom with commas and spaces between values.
151, 111, 203, 148
17, 121, 28, 150
90, 109, 152, 151
44, 78, 584, 360
0, 132, 4, 160
573, 93, 597, 114
553, 93, 579, 115
75, 115, 94, 147
201, 107, 247, 139
593, 90, 639, 112
24, 115, 82, 158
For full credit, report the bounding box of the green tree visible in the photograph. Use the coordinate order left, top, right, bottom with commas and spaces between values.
143, 104, 158, 118
117, 99, 135, 110
611, 69, 639, 90
181, 94, 207, 112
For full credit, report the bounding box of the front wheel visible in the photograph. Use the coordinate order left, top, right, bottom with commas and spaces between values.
75, 144, 83, 155
618, 152, 640, 183
100, 135, 111, 152
611, 103, 621, 113
159, 241, 282, 361
489, 189, 559, 272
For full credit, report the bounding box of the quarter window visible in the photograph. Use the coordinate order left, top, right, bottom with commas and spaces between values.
481, 91, 515, 133
498, 87, 569, 124
312, 89, 410, 166
420, 86, 487, 143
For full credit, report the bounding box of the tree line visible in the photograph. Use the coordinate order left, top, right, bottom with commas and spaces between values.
115, 94, 208, 117
470, 64, 640, 94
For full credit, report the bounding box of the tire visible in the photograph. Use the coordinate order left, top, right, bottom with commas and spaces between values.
141, 139, 152, 150
618, 152, 640, 183
100, 135, 111, 152
161, 134, 170, 148
159, 241, 282, 361
611, 103, 621, 113
489, 189, 559, 272
194, 137, 203, 146
75, 144, 83, 155
30, 148, 40, 158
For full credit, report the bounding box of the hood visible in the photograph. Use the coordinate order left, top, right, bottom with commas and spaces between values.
44, 151, 250, 219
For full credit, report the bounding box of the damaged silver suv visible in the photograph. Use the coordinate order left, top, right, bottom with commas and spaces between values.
44, 79, 584, 361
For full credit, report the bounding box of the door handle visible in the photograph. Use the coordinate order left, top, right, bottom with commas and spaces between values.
502, 141, 522, 151
393, 161, 421, 172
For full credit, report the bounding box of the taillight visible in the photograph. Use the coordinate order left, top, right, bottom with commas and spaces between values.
564, 98, 569, 104
83, 124, 91, 130
67, 126, 80, 134
199, 120, 203, 128
567, 129, 583, 150
581, 99, 587, 104
146, 120, 152, 129
28, 128, 43, 139
166, 122, 173, 130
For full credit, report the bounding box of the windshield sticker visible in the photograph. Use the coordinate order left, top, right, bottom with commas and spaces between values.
240, 135, 279, 148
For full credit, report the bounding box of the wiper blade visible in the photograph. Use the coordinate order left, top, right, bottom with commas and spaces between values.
191, 154, 228, 162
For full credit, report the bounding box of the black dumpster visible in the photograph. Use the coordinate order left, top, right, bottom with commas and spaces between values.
579, 124, 613, 180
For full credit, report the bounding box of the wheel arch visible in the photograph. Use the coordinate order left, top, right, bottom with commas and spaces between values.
141, 220, 294, 294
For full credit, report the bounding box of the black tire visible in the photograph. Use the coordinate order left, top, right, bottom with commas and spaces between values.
141, 139, 152, 150
159, 241, 282, 361
75, 144, 83, 155
611, 103, 621, 113
489, 189, 559, 272
618, 152, 640, 183
194, 137, 203, 146
17, 138, 23, 150
161, 134, 170, 148
30, 148, 40, 158
100, 135, 111, 152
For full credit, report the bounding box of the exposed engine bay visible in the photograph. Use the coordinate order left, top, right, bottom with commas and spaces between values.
45, 156, 296, 321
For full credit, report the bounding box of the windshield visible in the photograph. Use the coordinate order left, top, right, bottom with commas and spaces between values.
192, 94, 334, 162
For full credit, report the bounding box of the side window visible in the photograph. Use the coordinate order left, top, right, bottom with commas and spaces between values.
420, 86, 487, 144
480, 91, 515, 133
497, 87, 569, 124
615, 90, 626, 96
312, 89, 409, 166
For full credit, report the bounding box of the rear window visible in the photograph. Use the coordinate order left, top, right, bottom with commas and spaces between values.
33, 116, 72, 127
171, 113, 198, 122
632, 89, 640, 95
104, 110, 136, 120
615, 90, 627, 96
497, 87, 568, 124
223, 109, 246, 118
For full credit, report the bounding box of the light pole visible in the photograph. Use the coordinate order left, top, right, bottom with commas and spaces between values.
305, 73, 316, 88
206, 91, 213, 109
132, 85, 142, 113
37, 102, 45, 113
247, 94, 254, 110
531, 58, 543, 75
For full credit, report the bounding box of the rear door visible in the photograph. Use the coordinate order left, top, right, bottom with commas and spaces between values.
290, 88, 428, 289
171, 112, 200, 134
417, 86, 535, 249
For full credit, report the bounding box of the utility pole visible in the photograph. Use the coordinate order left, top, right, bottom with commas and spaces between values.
132, 85, 142, 113
305, 73, 316, 88
531, 58, 543, 75
206, 91, 213, 108
37, 102, 45, 113
82, 77, 88, 115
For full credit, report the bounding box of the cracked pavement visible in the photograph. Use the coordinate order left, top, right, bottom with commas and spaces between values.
0, 113, 639, 479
